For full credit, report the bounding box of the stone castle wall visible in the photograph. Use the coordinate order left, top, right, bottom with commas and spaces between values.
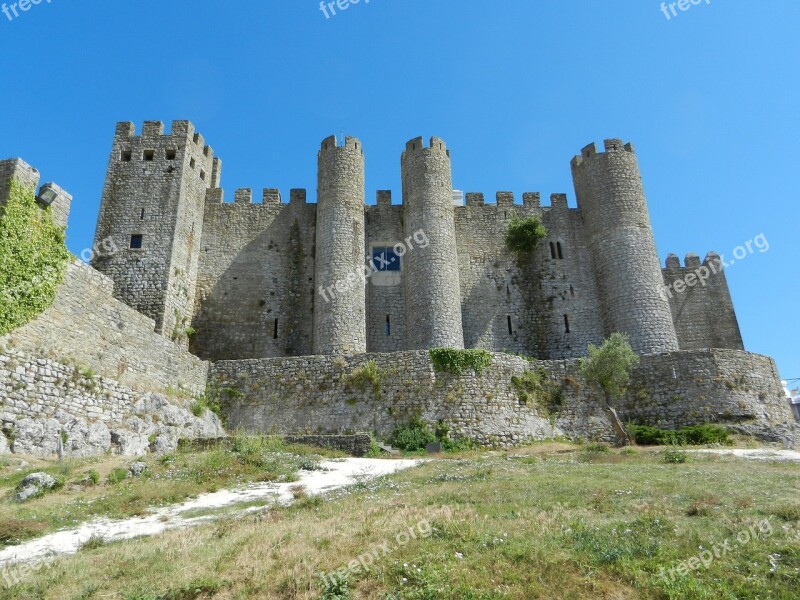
2, 261, 209, 395
663, 253, 743, 351
209, 349, 797, 446
190, 191, 317, 360
0, 347, 224, 457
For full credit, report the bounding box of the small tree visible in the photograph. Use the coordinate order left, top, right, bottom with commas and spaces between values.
578, 333, 640, 446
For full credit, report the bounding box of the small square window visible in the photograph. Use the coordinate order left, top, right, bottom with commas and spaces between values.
121, 149, 132, 162
372, 247, 401, 272
166, 148, 177, 160
130, 234, 144, 249
143, 150, 155, 161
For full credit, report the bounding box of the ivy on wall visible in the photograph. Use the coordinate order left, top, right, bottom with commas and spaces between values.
0, 179, 71, 335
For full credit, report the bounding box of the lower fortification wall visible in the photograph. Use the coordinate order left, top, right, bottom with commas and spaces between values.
1, 261, 209, 395
0, 347, 224, 457
211, 351, 561, 447
210, 349, 797, 446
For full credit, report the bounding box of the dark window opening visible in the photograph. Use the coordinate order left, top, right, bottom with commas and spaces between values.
130, 234, 143, 249
386, 314, 391, 336
564, 314, 570, 334
557, 242, 564, 259
190, 158, 196, 169
121, 149, 132, 162
200, 169, 206, 181
507, 315, 513, 335
372, 247, 401, 272
569, 284, 575, 297
143, 150, 155, 161
273, 319, 279, 339
549, 242, 556, 259
139, 208, 145, 220
166, 148, 177, 160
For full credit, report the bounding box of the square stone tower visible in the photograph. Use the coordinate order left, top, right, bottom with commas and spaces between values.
91, 121, 218, 345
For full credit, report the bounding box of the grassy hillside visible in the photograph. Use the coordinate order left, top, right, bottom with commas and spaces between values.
2, 443, 799, 599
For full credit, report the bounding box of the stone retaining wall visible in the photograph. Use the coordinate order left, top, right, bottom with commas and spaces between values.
210, 349, 797, 446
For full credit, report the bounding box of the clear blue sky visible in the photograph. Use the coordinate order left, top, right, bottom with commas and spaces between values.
1, 1, 797, 380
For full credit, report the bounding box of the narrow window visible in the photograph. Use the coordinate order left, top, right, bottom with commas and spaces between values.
569, 284, 575, 297
549, 242, 556, 259
190, 158, 196, 169
166, 148, 177, 160
139, 208, 145, 220
121, 149, 132, 162
200, 169, 206, 181
564, 314, 570, 334
130, 234, 143, 249
273, 319, 279, 339
143, 150, 155, 161
386, 314, 391, 336
557, 242, 564, 259
507, 315, 513, 335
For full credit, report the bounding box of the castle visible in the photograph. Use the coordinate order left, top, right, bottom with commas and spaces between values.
0, 120, 795, 454
91, 121, 741, 361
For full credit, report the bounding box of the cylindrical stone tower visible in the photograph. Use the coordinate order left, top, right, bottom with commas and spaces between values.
571, 139, 678, 355
313, 135, 367, 355
401, 136, 465, 349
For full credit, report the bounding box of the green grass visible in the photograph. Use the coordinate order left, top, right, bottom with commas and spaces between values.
3, 444, 799, 598
0, 436, 327, 548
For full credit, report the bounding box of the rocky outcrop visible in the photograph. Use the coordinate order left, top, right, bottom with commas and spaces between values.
1, 348, 226, 457
15, 472, 58, 502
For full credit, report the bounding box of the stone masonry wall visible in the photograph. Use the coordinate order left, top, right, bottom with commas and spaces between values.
211, 351, 561, 447
210, 349, 796, 447
663, 253, 744, 351
2, 261, 209, 395
191, 191, 317, 360
0, 347, 224, 457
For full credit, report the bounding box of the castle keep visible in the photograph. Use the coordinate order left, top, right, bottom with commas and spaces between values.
1, 120, 794, 454
91, 121, 742, 361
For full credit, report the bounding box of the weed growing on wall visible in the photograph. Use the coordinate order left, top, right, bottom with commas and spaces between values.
429, 348, 493, 376
0, 179, 71, 334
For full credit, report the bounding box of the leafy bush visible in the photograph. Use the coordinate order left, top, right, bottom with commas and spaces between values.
391, 415, 436, 451
107, 468, 128, 484
663, 446, 688, 464
429, 348, 493, 376
584, 443, 611, 454
505, 215, 547, 253
0, 179, 71, 335
629, 424, 730, 446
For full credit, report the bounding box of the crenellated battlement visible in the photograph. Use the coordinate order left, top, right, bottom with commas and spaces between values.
204, 186, 309, 206
112, 120, 215, 163
665, 252, 725, 270
570, 139, 635, 169
402, 136, 449, 157
319, 135, 363, 154
457, 191, 571, 211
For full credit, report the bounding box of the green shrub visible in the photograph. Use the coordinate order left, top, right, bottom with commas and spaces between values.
584, 443, 611, 454
429, 348, 493, 376
505, 215, 547, 254
663, 446, 688, 464
0, 179, 71, 335
107, 468, 128, 484
629, 424, 730, 446
391, 415, 436, 452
